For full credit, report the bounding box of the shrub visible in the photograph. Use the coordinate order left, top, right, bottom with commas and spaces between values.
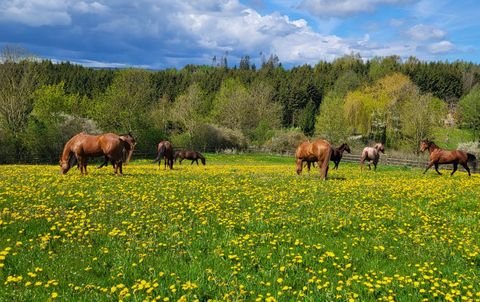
172, 124, 248, 152
262, 129, 307, 154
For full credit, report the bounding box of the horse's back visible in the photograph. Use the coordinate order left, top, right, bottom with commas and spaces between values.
361, 147, 377, 161
295, 142, 310, 158
434, 149, 468, 164
158, 141, 174, 157
310, 140, 332, 160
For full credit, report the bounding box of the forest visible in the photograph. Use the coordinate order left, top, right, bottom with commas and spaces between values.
1, 45, 480, 163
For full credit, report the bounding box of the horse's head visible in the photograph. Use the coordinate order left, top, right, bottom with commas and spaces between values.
374, 143, 385, 153
344, 143, 351, 153
419, 139, 431, 153
59, 153, 77, 175
119, 134, 136, 163
295, 158, 303, 175
59, 159, 69, 174
200, 156, 206, 165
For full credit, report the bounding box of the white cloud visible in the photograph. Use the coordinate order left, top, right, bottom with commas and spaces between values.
428, 40, 455, 53
406, 24, 446, 41
0, 0, 467, 68
72, 2, 108, 14
298, 0, 414, 18
389, 18, 405, 27
0, 0, 71, 26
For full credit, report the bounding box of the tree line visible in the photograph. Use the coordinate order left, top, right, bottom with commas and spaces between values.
1, 46, 479, 163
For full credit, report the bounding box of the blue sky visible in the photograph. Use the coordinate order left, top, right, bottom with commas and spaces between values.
1, 0, 479, 69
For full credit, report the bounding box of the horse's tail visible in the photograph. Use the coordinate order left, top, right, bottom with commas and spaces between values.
153, 146, 165, 163
467, 153, 477, 172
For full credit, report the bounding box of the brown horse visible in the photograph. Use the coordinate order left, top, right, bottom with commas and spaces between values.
175, 150, 206, 165
304, 143, 351, 171
331, 143, 351, 170
60, 132, 135, 175
295, 139, 332, 179
153, 140, 174, 169
97, 133, 136, 169
420, 139, 477, 176
360, 143, 384, 171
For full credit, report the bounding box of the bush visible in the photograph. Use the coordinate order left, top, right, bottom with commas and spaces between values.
171, 124, 248, 152
262, 129, 307, 154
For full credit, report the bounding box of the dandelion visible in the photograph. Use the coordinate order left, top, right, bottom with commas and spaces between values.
182, 281, 198, 290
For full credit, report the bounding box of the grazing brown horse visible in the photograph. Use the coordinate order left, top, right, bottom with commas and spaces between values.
175, 150, 206, 165
420, 139, 477, 176
295, 139, 332, 180
360, 143, 384, 171
60, 132, 135, 175
153, 141, 174, 169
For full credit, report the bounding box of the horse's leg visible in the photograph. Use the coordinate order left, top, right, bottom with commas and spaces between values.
97, 156, 109, 168
460, 162, 471, 176
423, 161, 434, 174
191, 160, 194, 165
319, 159, 329, 180
79, 156, 86, 175
451, 162, 458, 176
118, 162, 123, 175
434, 163, 442, 175
334, 160, 339, 170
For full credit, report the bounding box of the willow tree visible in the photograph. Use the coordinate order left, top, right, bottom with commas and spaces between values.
344, 73, 418, 143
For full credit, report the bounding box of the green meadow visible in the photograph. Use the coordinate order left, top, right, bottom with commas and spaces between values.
0, 154, 479, 301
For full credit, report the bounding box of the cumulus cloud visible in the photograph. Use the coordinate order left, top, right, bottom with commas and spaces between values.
406, 24, 446, 41
72, 1, 108, 14
0, 0, 465, 68
428, 40, 455, 53
0, 0, 71, 26
298, 0, 414, 18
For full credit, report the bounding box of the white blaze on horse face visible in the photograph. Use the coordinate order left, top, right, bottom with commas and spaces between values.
420, 142, 427, 152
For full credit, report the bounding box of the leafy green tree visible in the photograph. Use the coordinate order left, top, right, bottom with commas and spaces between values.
24, 82, 97, 162
458, 85, 480, 140
368, 56, 401, 81
212, 79, 281, 142
93, 69, 154, 133
315, 93, 350, 144
399, 93, 446, 151
344, 73, 417, 143
298, 100, 317, 136
0, 46, 39, 138
171, 83, 207, 141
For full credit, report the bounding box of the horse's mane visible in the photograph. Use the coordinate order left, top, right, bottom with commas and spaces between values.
423, 139, 440, 150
